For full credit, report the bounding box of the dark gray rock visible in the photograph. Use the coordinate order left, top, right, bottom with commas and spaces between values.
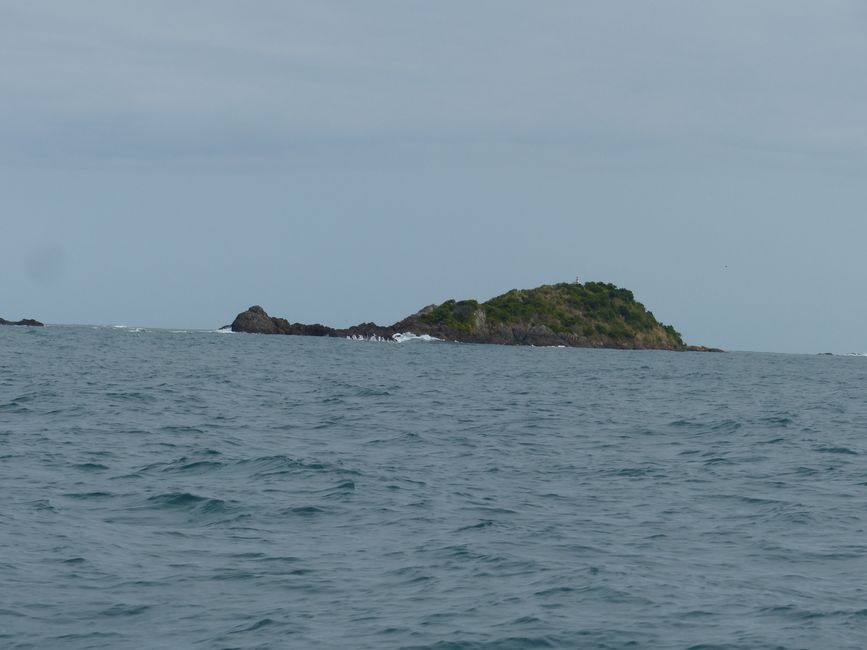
231, 306, 281, 334
0, 317, 44, 327
231, 306, 337, 337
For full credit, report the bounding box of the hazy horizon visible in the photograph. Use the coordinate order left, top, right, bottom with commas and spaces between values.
3, 2, 867, 353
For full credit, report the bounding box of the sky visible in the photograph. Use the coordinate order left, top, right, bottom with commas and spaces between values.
2, 1, 867, 353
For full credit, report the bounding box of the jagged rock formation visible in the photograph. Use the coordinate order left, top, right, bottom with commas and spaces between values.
0, 316, 43, 327
229, 282, 721, 351
230, 305, 334, 336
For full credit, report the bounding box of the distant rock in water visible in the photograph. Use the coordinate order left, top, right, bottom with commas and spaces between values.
684, 345, 725, 353
0, 316, 43, 327
231, 306, 336, 337
231, 305, 280, 334
229, 282, 721, 351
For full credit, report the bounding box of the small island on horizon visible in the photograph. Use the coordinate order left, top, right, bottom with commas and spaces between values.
228, 281, 722, 352
0, 316, 43, 327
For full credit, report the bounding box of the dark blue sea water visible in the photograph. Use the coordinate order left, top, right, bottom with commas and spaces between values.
2, 325, 867, 649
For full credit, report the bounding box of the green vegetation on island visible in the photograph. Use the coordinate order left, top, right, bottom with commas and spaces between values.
411, 281, 684, 349
230, 280, 716, 350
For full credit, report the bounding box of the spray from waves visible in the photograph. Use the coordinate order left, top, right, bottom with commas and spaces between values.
392, 332, 441, 343
346, 334, 390, 342
345, 332, 442, 343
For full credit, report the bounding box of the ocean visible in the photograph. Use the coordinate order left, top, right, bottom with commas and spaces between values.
2, 325, 866, 649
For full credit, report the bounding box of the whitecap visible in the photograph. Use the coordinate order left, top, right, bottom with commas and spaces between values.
347, 334, 387, 342
392, 332, 441, 343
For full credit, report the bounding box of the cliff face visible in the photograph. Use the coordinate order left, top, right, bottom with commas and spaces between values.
229, 281, 709, 351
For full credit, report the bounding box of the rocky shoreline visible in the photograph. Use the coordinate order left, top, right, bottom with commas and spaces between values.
228, 283, 723, 352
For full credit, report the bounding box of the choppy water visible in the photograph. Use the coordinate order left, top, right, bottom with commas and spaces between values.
2, 325, 867, 649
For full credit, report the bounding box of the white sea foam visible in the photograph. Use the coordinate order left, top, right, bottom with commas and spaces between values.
346, 334, 391, 342
392, 332, 441, 343
343, 332, 439, 343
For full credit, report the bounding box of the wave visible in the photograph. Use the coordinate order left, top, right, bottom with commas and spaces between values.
393, 332, 441, 343
344, 331, 441, 342
146, 491, 230, 514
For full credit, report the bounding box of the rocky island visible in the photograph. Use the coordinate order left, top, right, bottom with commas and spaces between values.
0, 316, 43, 327
229, 281, 720, 351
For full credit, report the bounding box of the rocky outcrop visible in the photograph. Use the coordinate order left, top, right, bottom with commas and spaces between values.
231, 305, 278, 334
230, 306, 334, 336
228, 282, 722, 351
0, 317, 44, 327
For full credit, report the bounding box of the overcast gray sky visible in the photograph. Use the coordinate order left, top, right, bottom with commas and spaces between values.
2, 1, 866, 352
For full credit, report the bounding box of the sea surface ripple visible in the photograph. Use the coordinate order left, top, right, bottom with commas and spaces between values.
2, 325, 867, 649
